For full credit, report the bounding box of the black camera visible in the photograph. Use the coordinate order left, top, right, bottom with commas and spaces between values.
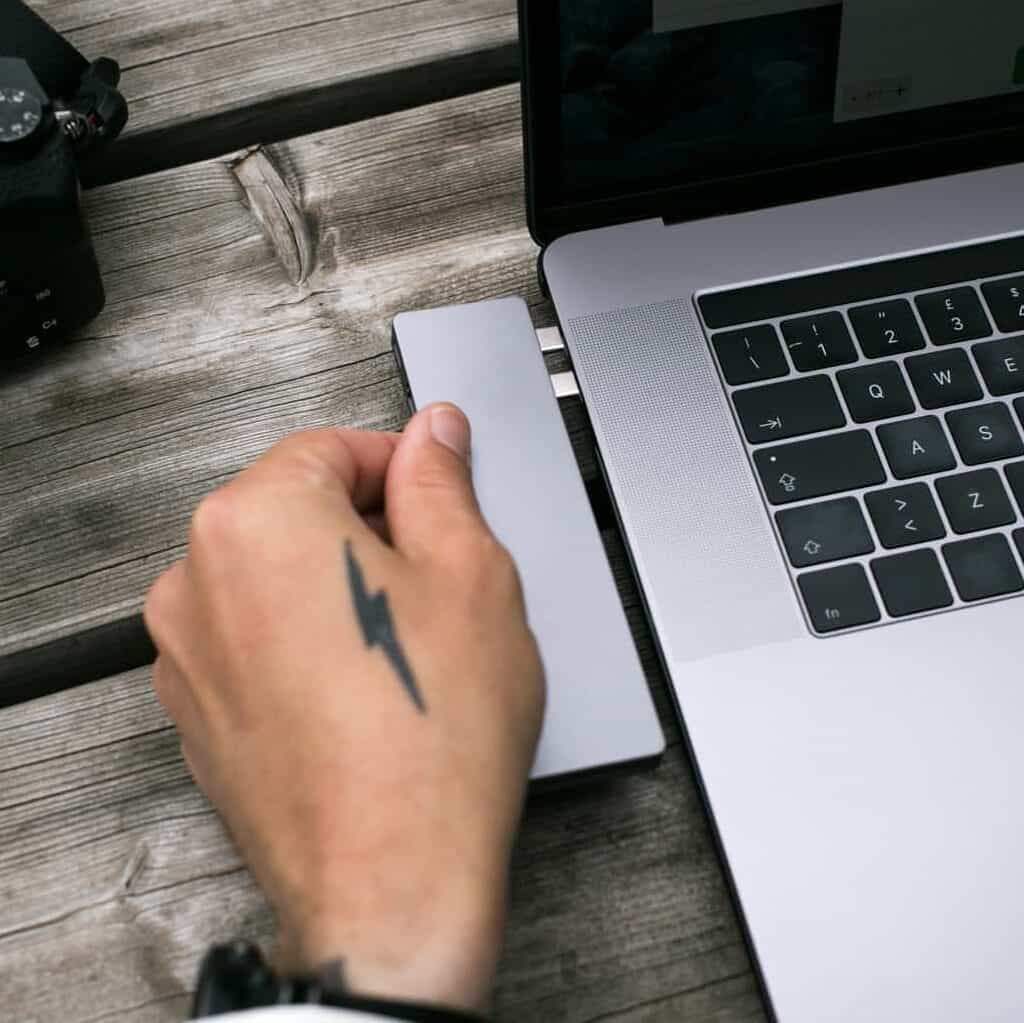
1, 1, 127, 363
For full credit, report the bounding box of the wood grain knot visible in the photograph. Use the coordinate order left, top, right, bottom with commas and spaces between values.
120, 841, 150, 895
231, 146, 314, 286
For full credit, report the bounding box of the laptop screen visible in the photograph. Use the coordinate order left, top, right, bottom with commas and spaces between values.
523, 1, 1024, 240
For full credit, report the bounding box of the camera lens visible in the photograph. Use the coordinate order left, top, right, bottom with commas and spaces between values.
0, 87, 44, 145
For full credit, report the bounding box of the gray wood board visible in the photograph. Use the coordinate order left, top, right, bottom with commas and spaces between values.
0, 530, 765, 1022
32, 0, 519, 182
0, 84, 586, 689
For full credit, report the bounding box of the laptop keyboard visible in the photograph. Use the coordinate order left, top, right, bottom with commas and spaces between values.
698, 235, 1024, 636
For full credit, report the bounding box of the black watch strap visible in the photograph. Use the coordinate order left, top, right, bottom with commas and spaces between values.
0, 0, 88, 100
192, 942, 489, 1023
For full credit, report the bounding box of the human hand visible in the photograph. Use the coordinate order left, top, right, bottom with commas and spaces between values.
143, 404, 545, 1013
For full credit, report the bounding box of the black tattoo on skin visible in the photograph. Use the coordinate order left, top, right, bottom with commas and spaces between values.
315, 958, 348, 992
345, 540, 426, 713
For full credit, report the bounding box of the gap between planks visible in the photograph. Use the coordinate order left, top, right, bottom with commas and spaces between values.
29, 0, 521, 184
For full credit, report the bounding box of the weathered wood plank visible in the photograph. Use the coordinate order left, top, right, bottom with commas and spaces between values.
0, 9, 767, 1021
1, 83, 555, 693
29, 0, 518, 181
0, 536, 764, 1022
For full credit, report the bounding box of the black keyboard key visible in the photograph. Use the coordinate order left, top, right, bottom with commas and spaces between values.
946, 403, 1024, 465
754, 430, 885, 505
865, 484, 946, 549
836, 362, 915, 423
973, 337, 1024, 395
1006, 462, 1024, 514
798, 564, 881, 633
712, 325, 789, 386
943, 534, 1024, 602
981, 276, 1024, 334
733, 376, 845, 444
935, 469, 1016, 534
849, 299, 926, 358
914, 287, 992, 344
871, 550, 953, 617
1014, 528, 1024, 562
775, 497, 874, 568
905, 350, 983, 409
877, 416, 956, 479
780, 312, 858, 372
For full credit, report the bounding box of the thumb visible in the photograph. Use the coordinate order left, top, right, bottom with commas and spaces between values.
386, 403, 490, 561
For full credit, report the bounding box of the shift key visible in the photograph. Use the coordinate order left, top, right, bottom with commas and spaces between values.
754, 430, 886, 505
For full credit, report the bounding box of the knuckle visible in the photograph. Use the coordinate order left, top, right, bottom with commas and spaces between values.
517, 633, 548, 722
486, 537, 521, 587
411, 456, 460, 497
150, 658, 181, 722
486, 535, 521, 581
274, 429, 355, 494
455, 532, 522, 601
143, 564, 183, 643
150, 656, 170, 699
142, 577, 167, 634
189, 486, 243, 550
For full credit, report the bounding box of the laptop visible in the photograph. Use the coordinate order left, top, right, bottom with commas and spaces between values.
519, 3, 1024, 1021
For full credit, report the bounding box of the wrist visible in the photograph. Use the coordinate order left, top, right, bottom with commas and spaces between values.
275, 877, 506, 1014
192, 940, 489, 1021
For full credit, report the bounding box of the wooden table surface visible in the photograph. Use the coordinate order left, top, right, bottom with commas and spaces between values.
0, 4, 766, 1020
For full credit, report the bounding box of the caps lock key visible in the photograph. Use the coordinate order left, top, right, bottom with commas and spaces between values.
754, 430, 886, 505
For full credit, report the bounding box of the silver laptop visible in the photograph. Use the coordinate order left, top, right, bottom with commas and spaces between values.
520, 2, 1024, 1021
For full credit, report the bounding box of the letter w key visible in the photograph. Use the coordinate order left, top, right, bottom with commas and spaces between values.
907, 350, 983, 409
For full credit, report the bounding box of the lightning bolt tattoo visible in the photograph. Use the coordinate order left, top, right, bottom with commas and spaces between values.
344, 540, 426, 714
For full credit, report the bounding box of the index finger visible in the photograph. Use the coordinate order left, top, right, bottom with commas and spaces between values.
230, 428, 402, 513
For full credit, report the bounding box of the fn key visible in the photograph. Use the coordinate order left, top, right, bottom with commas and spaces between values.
798, 564, 881, 633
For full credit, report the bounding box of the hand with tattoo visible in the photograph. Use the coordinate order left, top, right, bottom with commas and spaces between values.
143, 404, 546, 1013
